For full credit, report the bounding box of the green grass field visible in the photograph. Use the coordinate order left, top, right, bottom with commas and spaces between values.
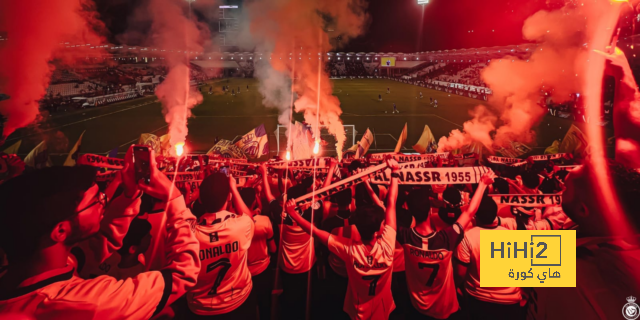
4, 78, 583, 164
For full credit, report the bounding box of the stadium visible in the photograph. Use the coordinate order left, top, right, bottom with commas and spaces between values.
0, 0, 639, 320
1, 47, 613, 163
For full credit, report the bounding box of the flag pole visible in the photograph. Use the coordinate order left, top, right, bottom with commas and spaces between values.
371, 127, 378, 151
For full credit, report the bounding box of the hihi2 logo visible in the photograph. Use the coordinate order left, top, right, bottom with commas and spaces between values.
480, 230, 576, 287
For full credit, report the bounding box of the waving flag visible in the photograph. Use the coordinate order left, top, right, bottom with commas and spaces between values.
394, 123, 408, 153
559, 125, 588, 157
138, 133, 172, 156
138, 133, 161, 153
207, 139, 247, 159
412, 125, 437, 153
64, 131, 85, 166
24, 141, 52, 169
355, 128, 374, 158
235, 124, 270, 159
1, 140, 21, 155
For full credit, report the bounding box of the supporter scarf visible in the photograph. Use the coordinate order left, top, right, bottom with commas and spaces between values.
490, 194, 562, 207
528, 153, 568, 162
208, 158, 249, 165
96, 170, 118, 182
294, 163, 387, 208
166, 171, 203, 181
370, 164, 491, 185
77, 154, 124, 169
553, 165, 580, 173
369, 152, 449, 163
487, 156, 525, 165
268, 157, 332, 169
174, 180, 202, 194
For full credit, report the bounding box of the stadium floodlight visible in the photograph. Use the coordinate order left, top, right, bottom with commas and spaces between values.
417, 0, 429, 4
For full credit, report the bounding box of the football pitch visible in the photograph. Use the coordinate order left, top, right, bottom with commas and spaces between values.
5, 78, 581, 164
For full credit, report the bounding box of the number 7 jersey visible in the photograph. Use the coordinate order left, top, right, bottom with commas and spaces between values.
187, 211, 254, 315
397, 223, 464, 319
328, 224, 396, 320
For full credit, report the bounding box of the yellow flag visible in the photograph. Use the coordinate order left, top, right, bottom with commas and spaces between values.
412, 125, 437, 154
544, 140, 560, 155
138, 133, 160, 153
64, 131, 86, 166
355, 128, 374, 158
394, 123, 407, 153
1, 140, 21, 155
559, 125, 588, 157
24, 141, 52, 169
159, 134, 172, 157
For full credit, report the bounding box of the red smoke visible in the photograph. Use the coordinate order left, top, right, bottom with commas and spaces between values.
146, 0, 207, 153
438, 105, 496, 152
247, 0, 369, 159
438, 3, 595, 153
0, 0, 104, 140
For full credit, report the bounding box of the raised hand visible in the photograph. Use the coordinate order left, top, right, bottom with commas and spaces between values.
137, 149, 181, 202
285, 199, 299, 217
122, 145, 140, 198
480, 171, 496, 185
385, 157, 400, 172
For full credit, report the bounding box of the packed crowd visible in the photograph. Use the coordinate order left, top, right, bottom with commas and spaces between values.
0, 144, 638, 320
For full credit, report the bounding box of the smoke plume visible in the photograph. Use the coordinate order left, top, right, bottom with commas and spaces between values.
146, 0, 208, 154
253, 57, 293, 137
0, 0, 104, 140
245, 0, 369, 158
438, 3, 597, 153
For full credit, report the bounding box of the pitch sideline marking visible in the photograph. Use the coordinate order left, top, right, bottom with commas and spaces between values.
4, 100, 159, 143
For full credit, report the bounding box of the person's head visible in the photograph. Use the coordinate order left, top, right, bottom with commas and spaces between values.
239, 187, 257, 210
522, 172, 541, 190
117, 218, 152, 257
407, 189, 431, 224
0, 166, 100, 263
475, 196, 498, 226
301, 177, 314, 190
352, 205, 385, 241
199, 172, 231, 215
492, 177, 510, 194
538, 177, 559, 194
333, 188, 352, 207
278, 184, 307, 207
442, 186, 462, 208
348, 160, 363, 175
562, 161, 640, 236
554, 169, 570, 183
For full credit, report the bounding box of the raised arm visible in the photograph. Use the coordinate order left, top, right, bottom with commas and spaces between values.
364, 179, 385, 209
85, 146, 141, 263
136, 150, 200, 315
455, 172, 495, 229
259, 163, 275, 203
229, 174, 255, 218
285, 199, 331, 246
323, 158, 338, 188
384, 158, 400, 231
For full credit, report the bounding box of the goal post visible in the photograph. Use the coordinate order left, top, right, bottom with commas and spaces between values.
275, 124, 357, 156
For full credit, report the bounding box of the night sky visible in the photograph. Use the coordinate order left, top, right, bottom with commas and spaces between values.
94, 0, 562, 52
